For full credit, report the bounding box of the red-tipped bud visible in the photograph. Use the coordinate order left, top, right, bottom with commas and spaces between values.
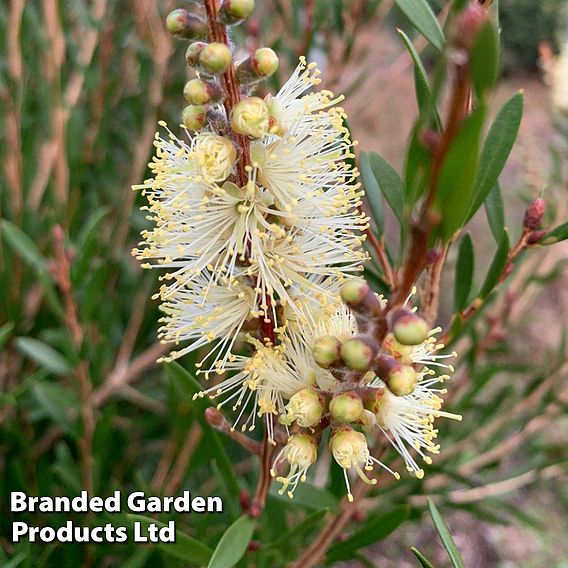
389, 309, 429, 346
235, 48, 279, 85
219, 0, 255, 25
183, 78, 224, 105
198, 42, 232, 75
340, 337, 377, 372
523, 198, 545, 231
186, 42, 208, 67
166, 9, 208, 39
330, 392, 364, 423
452, 2, 488, 51
386, 364, 418, 396
526, 230, 546, 245
181, 105, 207, 131
312, 335, 342, 368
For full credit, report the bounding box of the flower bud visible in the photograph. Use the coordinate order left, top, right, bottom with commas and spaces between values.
340, 278, 370, 306
390, 309, 429, 346
523, 198, 545, 231
186, 42, 208, 67
280, 388, 324, 428
340, 337, 376, 371
181, 105, 207, 131
219, 0, 255, 25
193, 133, 237, 181
527, 230, 546, 245
230, 97, 269, 138
363, 387, 385, 414
235, 48, 279, 85
386, 364, 418, 397
330, 392, 364, 423
452, 2, 488, 51
166, 8, 208, 39
197, 42, 232, 75
312, 335, 342, 369
183, 78, 224, 105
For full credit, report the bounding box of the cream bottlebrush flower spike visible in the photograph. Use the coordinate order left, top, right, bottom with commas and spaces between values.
133, 0, 367, 455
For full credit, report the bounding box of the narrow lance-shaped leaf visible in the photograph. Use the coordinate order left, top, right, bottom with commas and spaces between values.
397, 29, 441, 129
435, 104, 486, 240
365, 152, 405, 225
467, 92, 523, 221
427, 499, 466, 568
454, 234, 474, 312
15, 337, 73, 375
480, 228, 510, 299
395, 0, 445, 51
484, 183, 505, 243
542, 220, 568, 245
326, 506, 409, 562
207, 515, 255, 568
360, 152, 384, 233
412, 547, 435, 568
126, 514, 213, 565
470, 19, 500, 99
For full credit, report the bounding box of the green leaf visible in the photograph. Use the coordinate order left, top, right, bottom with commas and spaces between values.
479, 228, 509, 298
412, 547, 435, 568
360, 152, 384, 233
0, 553, 27, 568
484, 183, 505, 243
468, 92, 523, 221
207, 515, 255, 568
15, 337, 73, 374
542, 220, 568, 245
436, 105, 486, 239
397, 29, 440, 130
364, 152, 405, 225
326, 506, 409, 562
454, 234, 474, 312
0, 322, 15, 349
395, 0, 445, 51
1, 219, 47, 271
470, 19, 500, 98
266, 508, 328, 550
31, 383, 79, 436
269, 482, 339, 512
126, 514, 213, 565
427, 499, 465, 568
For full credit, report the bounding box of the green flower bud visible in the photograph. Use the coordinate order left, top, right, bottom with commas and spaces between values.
181, 105, 207, 131
330, 392, 364, 423
230, 97, 269, 138
280, 388, 324, 428
235, 47, 279, 85
198, 42, 232, 75
166, 9, 208, 39
186, 42, 208, 67
312, 335, 342, 369
219, 0, 255, 25
387, 364, 418, 397
392, 313, 429, 346
340, 278, 370, 306
340, 337, 375, 371
183, 78, 224, 105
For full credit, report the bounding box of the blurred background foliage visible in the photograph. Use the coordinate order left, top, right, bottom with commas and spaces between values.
1, 0, 568, 566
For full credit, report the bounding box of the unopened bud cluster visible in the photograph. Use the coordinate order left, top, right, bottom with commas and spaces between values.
166, 0, 280, 134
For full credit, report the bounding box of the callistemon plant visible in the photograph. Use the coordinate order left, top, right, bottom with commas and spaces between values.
134, 0, 462, 507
